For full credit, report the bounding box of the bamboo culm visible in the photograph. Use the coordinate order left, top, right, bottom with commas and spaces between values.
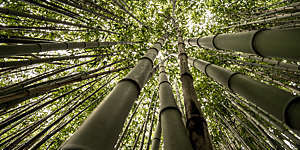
222, 104, 271, 149
21, 59, 125, 91
0, 54, 114, 68
0, 25, 91, 32
0, 35, 54, 44
111, 0, 145, 27
151, 120, 161, 150
40, 0, 85, 18
228, 92, 300, 147
0, 41, 134, 57
186, 28, 300, 61
189, 57, 300, 130
61, 35, 167, 150
215, 110, 251, 150
115, 67, 160, 149
177, 32, 213, 150
228, 53, 299, 72
158, 62, 193, 150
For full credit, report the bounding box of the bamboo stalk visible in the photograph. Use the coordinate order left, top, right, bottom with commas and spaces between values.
158, 61, 193, 150
189, 57, 300, 130
177, 30, 213, 150
0, 41, 133, 57
0, 54, 114, 68
61, 35, 167, 150
186, 28, 300, 60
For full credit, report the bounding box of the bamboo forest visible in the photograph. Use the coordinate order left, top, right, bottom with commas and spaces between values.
0, 0, 300, 149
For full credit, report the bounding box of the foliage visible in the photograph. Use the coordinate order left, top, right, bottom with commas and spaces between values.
0, 0, 299, 149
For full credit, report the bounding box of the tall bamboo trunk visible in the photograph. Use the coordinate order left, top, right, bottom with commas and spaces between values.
222, 104, 269, 149
229, 92, 300, 147
177, 32, 213, 150
189, 57, 300, 130
41, 0, 84, 18
186, 28, 300, 61
22, 59, 124, 90
61, 35, 167, 150
214, 117, 237, 150
255, 71, 300, 95
221, 10, 300, 30
151, 121, 161, 150
0, 41, 133, 57
158, 61, 193, 150
115, 67, 158, 149
230, 59, 299, 75
4, 78, 103, 149
174, 80, 186, 125
0, 25, 91, 32
0, 35, 53, 44
0, 54, 113, 68
229, 60, 300, 84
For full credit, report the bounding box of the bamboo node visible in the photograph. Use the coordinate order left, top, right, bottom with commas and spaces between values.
283, 96, 300, 130
119, 78, 141, 93
159, 106, 181, 118
212, 34, 221, 50
227, 72, 241, 91
250, 29, 266, 57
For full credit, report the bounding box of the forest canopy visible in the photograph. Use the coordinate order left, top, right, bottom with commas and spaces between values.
0, 0, 300, 149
